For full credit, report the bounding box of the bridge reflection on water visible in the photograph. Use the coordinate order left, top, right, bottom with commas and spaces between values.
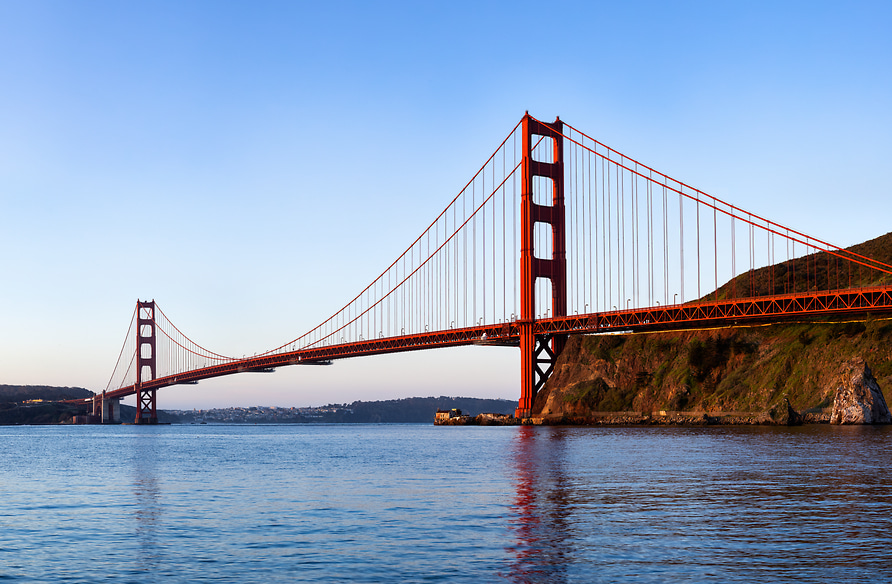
506, 424, 892, 582
3, 424, 892, 582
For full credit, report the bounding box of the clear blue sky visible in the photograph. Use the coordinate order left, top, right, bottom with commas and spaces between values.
1, 1, 890, 408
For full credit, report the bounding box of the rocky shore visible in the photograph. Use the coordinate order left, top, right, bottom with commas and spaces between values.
436, 404, 826, 427
437, 353, 892, 427
435, 412, 521, 426
524, 408, 822, 427
524, 319, 892, 426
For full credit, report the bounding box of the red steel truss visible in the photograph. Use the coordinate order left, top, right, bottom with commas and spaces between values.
86, 114, 892, 416
96, 284, 892, 404
135, 300, 158, 424
518, 114, 567, 418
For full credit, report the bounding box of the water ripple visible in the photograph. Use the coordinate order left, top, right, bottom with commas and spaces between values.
1, 424, 891, 582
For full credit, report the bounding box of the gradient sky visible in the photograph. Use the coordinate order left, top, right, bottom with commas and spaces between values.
1, 1, 890, 409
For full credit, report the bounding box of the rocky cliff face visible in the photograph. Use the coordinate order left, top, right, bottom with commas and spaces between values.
532, 319, 892, 423
830, 358, 892, 424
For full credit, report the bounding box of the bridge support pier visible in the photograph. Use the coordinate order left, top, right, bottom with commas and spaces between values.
516, 114, 567, 419
103, 397, 121, 423
92, 391, 121, 424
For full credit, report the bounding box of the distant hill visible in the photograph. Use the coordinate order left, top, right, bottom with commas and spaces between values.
0, 385, 93, 425
0, 385, 515, 425
334, 396, 516, 423
0, 385, 93, 402
177, 396, 517, 424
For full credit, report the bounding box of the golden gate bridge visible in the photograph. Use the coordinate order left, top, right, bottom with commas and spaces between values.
80, 113, 892, 423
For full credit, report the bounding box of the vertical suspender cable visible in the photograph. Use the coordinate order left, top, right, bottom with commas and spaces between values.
679, 192, 685, 303
663, 185, 668, 305
696, 194, 701, 299
731, 215, 736, 299
714, 203, 718, 300
607, 163, 612, 309
620, 165, 625, 307
590, 145, 596, 313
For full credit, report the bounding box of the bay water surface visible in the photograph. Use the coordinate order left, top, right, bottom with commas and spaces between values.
1, 423, 891, 582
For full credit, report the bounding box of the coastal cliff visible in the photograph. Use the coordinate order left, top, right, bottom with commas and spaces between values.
531, 319, 892, 423
532, 231, 892, 424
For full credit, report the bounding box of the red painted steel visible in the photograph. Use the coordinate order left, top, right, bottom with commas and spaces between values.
517, 114, 567, 418
135, 300, 158, 424
83, 284, 892, 408
82, 115, 892, 419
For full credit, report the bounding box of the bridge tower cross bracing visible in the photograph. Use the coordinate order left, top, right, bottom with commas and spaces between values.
516, 114, 567, 419
135, 300, 158, 424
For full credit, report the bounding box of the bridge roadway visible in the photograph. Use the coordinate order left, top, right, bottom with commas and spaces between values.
83, 284, 892, 405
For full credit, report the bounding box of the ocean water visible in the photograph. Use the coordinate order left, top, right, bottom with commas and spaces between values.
1, 423, 891, 583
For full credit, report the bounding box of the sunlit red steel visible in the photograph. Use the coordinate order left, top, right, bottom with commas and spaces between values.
135, 300, 158, 424
86, 283, 892, 408
518, 113, 567, 418
80, 114, 892, 417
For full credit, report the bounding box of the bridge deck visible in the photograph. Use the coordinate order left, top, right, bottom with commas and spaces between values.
91, 284, 892, 403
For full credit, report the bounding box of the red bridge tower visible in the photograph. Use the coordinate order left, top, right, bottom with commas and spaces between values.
136, 300, 158, 424
516, 114, 567, 418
